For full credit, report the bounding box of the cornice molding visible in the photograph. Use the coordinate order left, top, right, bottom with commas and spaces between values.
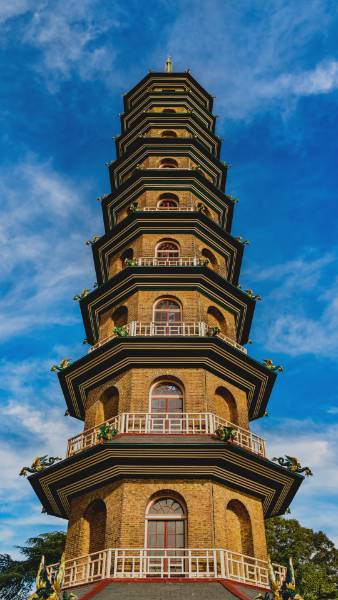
57, 336, 276, 421
92, 212, 243, 285
109, 139, 226, 190
123, 72, 214, 112
80, 268, 255, 346
101, 172, 234, 233
28, 440, 302, 519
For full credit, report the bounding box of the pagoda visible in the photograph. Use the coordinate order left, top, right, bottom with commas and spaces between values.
27, 59, 305, 599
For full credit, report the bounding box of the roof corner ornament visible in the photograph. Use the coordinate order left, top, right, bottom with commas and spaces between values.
165, 56, 173, 73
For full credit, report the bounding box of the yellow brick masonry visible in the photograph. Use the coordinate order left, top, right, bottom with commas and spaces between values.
108, 233, 226, 277
98, 289, 236, 341
65, 480, 267, 561
83, 368, 248, 430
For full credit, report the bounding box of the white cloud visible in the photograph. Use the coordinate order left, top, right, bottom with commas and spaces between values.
0, 156, 100, 339
247, 253, 335, 299
248, 252, 338, 357
256, 417, 338, 545
162, 0, 337, 119
269, 60, 338, 97
18, 0, 123, 89
0, 356, 82, 516
0, 0, 34, 24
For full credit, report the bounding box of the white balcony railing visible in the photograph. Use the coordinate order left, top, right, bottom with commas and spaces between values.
66, 413, 265, 458
142, 205, 196, 212
133, 256, 201, 267
127, 320, 207, 336
88, 322, 247, 355
47, 547, 286, 589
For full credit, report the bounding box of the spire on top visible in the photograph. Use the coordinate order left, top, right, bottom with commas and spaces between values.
165, 56, 173, 73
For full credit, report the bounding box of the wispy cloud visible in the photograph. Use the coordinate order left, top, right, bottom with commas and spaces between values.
0, 355, 81, 554
163, 0, 338, 119
0, 0, 125, 90
0, 0, 34, 24
255, 416, 338, 545
248, 253, 335, 299
0, 156, 99, 339
248, 251, 338, 357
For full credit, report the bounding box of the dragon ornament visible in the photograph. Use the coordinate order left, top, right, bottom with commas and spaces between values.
255, 557, 303, 600
215, 425, 236, 442
20, 456, 62, 477
28, 554, 78, 600
244, 289, 262, 301
272, 455, 313, 477
50, 359, 71, 372
235, 236, 250, 245
85, 235, 100, 246
97, 422, 118, 442
262, 359, 283, 372
73, 288, 90, 301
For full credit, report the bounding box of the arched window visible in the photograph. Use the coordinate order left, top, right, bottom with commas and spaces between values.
150, 381, 184, 414
120, 248, 134, 269
207, 306, 226, 335
161, 108, 176, 113
156, 241, 180, 261
112, 305, 128, 328
226, 500, 253, 556
201, 248, 218, 270
160, 158, 178, 169
146, 496, 186, 554
214, 386, 238, 423
153, 298, 182, 324
161, 130, 177, 138
157, 193, 179, 210
84, 499, 107, 554
100, 386, 119, 422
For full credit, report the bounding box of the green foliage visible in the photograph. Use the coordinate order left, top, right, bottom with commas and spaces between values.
266, 517, 338, 600
0, 532, 66, 600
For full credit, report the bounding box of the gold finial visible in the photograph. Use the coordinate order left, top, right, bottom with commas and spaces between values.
165, 56, 173, 73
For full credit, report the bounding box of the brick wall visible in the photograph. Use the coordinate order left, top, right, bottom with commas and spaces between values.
115, 190, 219, 223
98, 289, 236, 340
65, 480, 267, 561
83, 367, 248, 430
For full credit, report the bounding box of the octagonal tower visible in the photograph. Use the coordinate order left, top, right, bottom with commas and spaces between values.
27, 59, 304, 597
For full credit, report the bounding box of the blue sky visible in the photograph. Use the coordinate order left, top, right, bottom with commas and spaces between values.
0, 0, 338, 557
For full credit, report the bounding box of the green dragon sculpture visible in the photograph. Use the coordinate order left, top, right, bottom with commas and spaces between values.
73, 288, 90, 301
262, 359, 283, 372
85, 235, 100, 246
128, 202, 139, 213
97, 422, 118, 442
19, 456, 62, 477
215, 425, 236, 442
207, 326, 221, 336
244, 289, 262, 301
113, 325, 129, 337
50, 359, 72, 372
235, 236, 250, 245
272, 456, 313, 477
28, 554, 78, 600
255, 556, 303, 600
124, 258, 138, 267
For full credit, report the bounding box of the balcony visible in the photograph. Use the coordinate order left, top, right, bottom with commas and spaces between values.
47, 547, 286, 589
127, 256, 202, 267
88, 321, 247, 354
142, 205, 196, 212
66, 413, 265, 458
